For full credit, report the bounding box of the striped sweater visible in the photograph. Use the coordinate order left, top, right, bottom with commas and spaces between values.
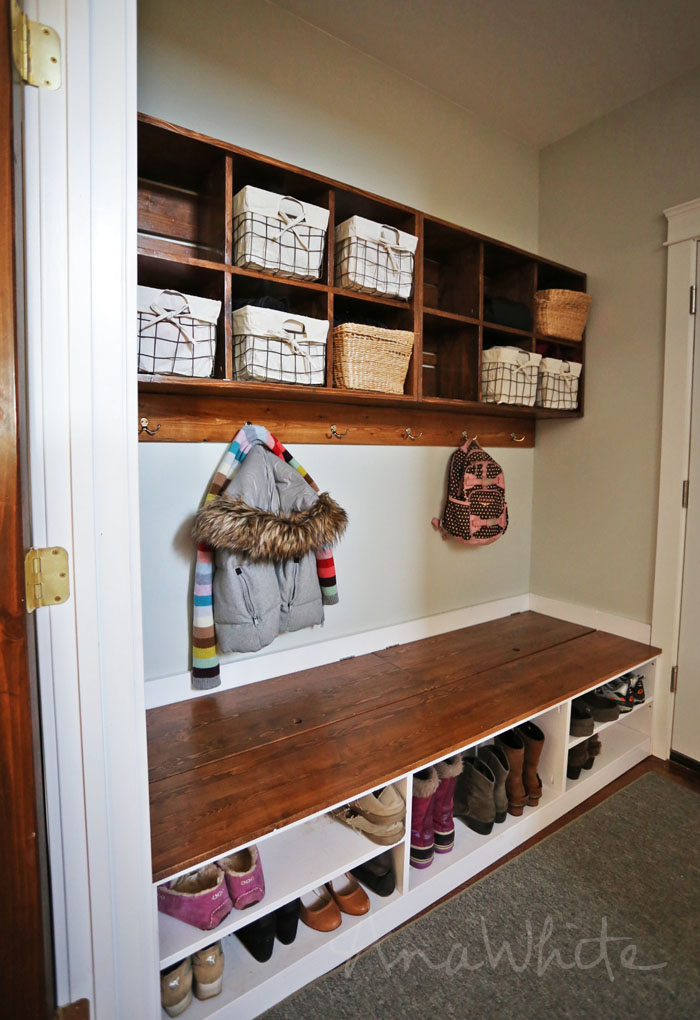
192, 424, 340, 690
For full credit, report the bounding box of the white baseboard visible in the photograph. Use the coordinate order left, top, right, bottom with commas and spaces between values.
144, 594, 530, 709
144, 592, 652, 710
528, 595, 652, 644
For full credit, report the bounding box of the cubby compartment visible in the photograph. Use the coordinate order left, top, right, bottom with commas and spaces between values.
536, 260, 587, 294
137, 255, 228, 379
231, 273, 328, 322
138, 121, 227, 262
157, 781, 407, 970
482, 325, 533, 350
333, 187, 416, 237
483, 243, 536, 332
423, 218, 480, 318
422, 317, 478, 401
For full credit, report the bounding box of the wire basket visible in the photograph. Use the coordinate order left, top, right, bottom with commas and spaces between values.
333, 323, 414, 394
534, 289, 592, 341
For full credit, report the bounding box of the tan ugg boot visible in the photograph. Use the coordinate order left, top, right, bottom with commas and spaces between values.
192, 941, 224, 1001
161, 957, 193, 1017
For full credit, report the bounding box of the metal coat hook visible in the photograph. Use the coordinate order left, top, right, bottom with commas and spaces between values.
329, 423, 349, 439
405, 426, 423, 441
510, 432, 526, 443
462, 430, 476, 441
139, 416, 161, 436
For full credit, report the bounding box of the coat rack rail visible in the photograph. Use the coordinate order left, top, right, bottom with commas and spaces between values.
137, 391, 537, 448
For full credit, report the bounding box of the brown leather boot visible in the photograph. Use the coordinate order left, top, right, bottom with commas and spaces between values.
567, 740, 589, 780
517, 720, 545, 806
495, 729, 527, 815
583, 733, 602, 770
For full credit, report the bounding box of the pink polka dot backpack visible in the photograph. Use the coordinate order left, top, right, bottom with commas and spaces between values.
431, 439, 509, 545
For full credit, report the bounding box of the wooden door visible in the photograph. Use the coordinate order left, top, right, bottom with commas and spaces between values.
673, 242, 700, 767
0, 2, 54, 1016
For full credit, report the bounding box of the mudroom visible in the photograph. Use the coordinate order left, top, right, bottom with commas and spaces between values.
3, 2, 700, 1020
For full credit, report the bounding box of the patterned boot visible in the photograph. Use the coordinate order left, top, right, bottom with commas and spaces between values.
410, 767, 440, 869
432, 755, 463, 854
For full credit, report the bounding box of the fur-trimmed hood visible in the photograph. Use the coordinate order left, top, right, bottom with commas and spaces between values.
193, 490, 347, 561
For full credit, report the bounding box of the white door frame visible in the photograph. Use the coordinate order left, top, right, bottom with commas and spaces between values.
650, 198, 700, 759
22, 1, 158, 1016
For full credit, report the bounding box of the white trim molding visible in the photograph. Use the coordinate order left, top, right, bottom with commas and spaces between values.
663, 197, 700, 246
145, 595, 530, 708
528, 596, 651, 645
651, 199, 700, 758
24, 0, 158, 1016
145, 593, 656, 710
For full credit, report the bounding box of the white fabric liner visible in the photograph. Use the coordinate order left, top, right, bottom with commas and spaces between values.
137, 287, 221, 378
539, 356, 582, 377
482, 346, 542, 367
233, 306, 328, 385
233, 186, 329, 230
137, 285, 221, 324
335, 216, 418, 252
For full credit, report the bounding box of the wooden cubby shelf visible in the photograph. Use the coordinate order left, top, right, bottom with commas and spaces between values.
137, 115, 588, 444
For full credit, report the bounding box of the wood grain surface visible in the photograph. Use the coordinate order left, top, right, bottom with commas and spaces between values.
148, 612, 660, 880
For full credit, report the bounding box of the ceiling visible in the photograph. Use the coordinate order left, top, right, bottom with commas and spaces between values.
268, 0, 700, 147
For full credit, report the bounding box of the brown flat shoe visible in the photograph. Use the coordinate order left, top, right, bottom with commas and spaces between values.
300, 887, 342, 931
326, 874, 370, 916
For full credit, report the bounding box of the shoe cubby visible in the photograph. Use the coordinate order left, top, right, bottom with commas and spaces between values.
567, 664, 655, 752
157, 779, 408, 970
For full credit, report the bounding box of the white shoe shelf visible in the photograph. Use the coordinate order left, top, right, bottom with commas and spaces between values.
155, 652, 657, 1019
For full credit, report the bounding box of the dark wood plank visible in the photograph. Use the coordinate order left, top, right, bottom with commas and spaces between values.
147, 654, 404, 782
375, 611, 593, 679
137, 388, 537, 445
147, 613, 591, 783
0, 4, 53, 1012
149, 621, 660, 880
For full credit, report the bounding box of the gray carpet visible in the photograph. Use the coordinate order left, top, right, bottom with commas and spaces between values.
263, 773, 700, 1020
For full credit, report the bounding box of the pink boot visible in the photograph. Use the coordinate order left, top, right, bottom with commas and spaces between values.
432, 755, 463, 854
410, 767, 440, 869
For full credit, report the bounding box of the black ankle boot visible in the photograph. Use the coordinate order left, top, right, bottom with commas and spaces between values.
275, 898, 301, 945
235, 913, 276, 962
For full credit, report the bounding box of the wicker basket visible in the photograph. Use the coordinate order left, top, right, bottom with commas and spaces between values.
534, 289, 592, 341
333, 323, 414, 394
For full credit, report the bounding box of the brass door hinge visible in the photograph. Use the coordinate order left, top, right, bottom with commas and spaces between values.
24, 547, 70, 612
11, 0, 61, 89
55, 999, 89, 1020
671, 664, 678, 693
682, 479, 689, 508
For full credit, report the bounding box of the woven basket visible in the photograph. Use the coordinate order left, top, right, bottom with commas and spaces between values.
333, 323, 414, 394
534, 289, 592, 342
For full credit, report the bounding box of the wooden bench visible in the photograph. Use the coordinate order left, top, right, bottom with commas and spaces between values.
147, 611, 660, 882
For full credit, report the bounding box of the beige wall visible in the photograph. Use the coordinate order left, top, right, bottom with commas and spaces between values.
138, 0, 538, 248
137, 0, 539, 682
533, 66, 700, 623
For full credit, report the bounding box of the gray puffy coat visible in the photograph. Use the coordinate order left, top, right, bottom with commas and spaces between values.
193, 444, 347, 654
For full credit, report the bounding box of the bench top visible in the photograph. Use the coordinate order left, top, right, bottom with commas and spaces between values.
147, 611, 660, 881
